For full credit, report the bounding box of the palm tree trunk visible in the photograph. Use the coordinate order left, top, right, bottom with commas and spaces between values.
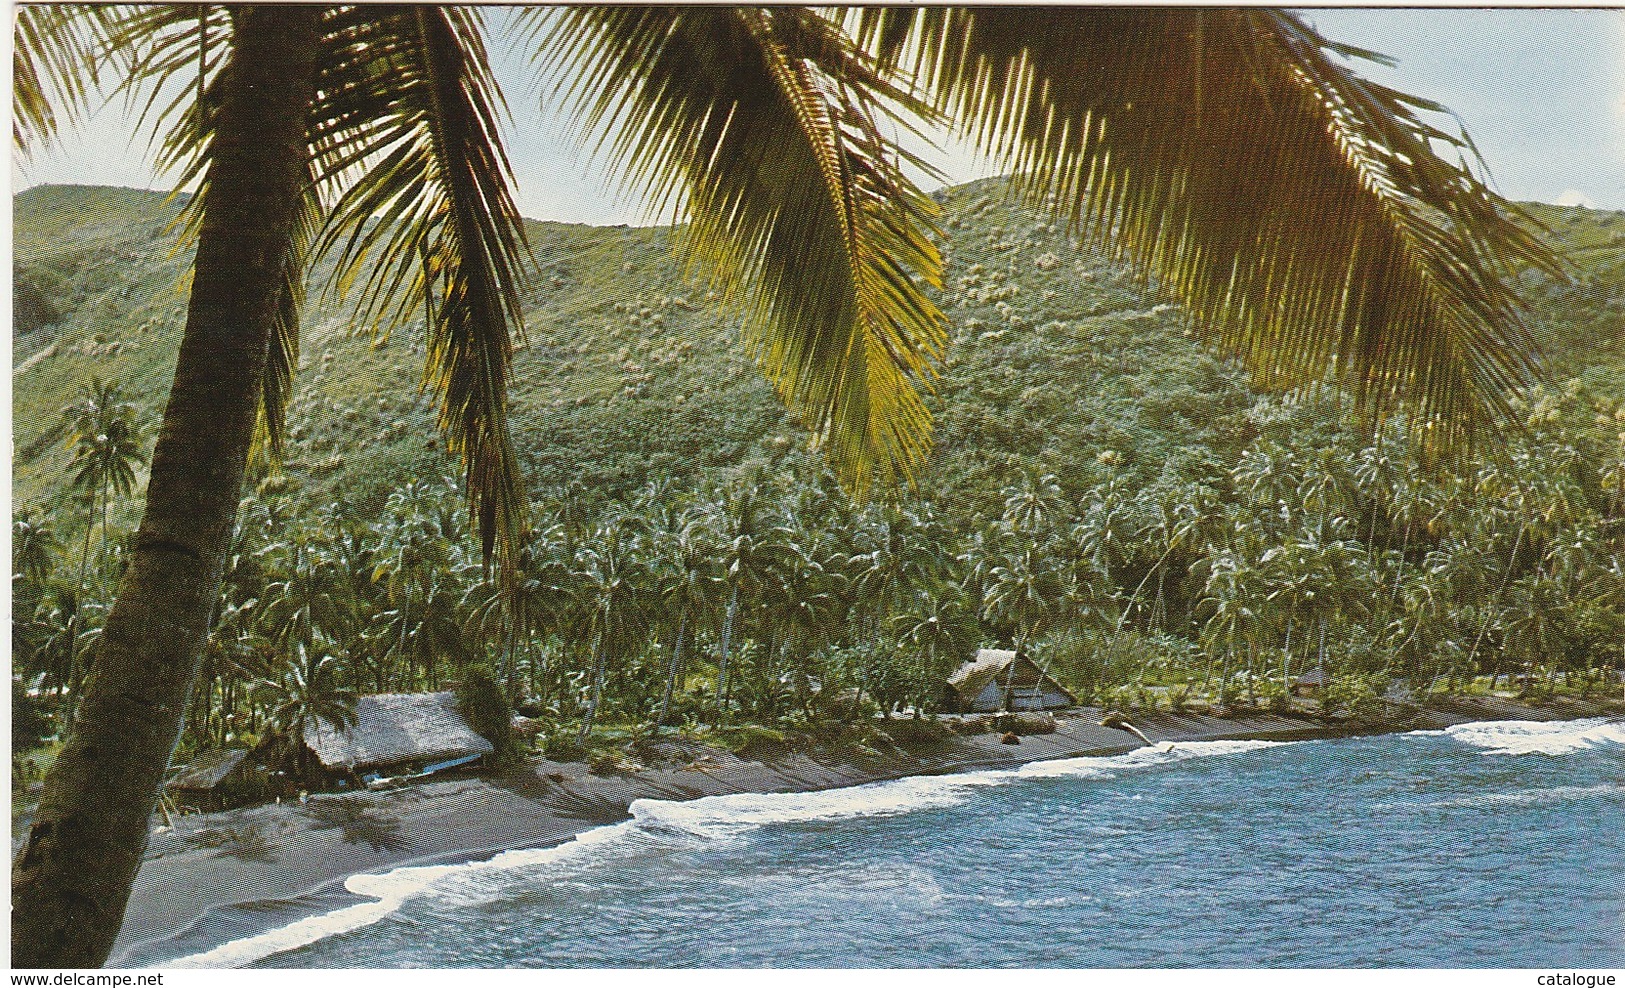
1245, 644, 1256, 704
716, 583, 739, 719
1469, 522, 1526, 685
78, 489, 96, 593
501, 610, 519, 702
1001, 628, 1029, 712
658, 612, 687, 727
397, 596, 411, 689
62, 490, 100, 721
1389, 522, 1411, 613
852, 640, 872, 722
1281, 619, 1293, 685
917, 640, 934, 718
791, 635, 816, 720
1317, 618, 1327, 679
100, 477, 111, 576
579, 626, 608, 745
11, 10, 321, 967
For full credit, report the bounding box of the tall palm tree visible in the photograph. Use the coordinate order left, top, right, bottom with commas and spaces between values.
895, 587, 974, 716
14, 8, 330, 965
764, 542, 845, 716
851, 505, 945, 639
981, 533, 1069, 706
62, 378, 145, 589
573, 516, 650, 742
712, 474, 781, 717
654, 513, 723, 726
256, 649, 361, 779
259, 542, 352, 670
15, 5, 1557, 966
12, 511, 61, 585
1001, 469, 1067, 535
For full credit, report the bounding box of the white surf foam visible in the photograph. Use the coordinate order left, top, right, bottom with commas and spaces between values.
162, 823, 638, 969
632, 738, 1282, 839
157, 736, 1284, 968
1427, 783, 1625, 810
1438, 717, 1625, 756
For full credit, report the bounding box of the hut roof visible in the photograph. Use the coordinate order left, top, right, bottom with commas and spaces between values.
303, 691, 493, 771
1296, 667, 1330, 687
946, 648, 1076, 705
169, 748, 250, 791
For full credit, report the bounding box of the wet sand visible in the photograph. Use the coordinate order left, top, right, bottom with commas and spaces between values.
105, 693, 1624, 967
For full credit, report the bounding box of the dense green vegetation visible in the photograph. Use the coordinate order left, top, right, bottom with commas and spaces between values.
13, 182, 1625, 769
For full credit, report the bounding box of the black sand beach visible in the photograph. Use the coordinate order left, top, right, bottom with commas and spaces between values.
102, 694, 1624, 966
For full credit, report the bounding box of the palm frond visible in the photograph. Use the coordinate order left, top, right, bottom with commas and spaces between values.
530, 6, 948, 495
108, 3, 234, 180
11, 4, 119, 155
256, 165, 320, 463
310, 6, 530, 568
851, 8, 1562, 452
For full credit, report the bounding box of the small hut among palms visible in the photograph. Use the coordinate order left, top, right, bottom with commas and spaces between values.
1291, 667, 1330, 696
303, 691, 493, 783
167, 748, 263, 811
944, 648, 1075, 713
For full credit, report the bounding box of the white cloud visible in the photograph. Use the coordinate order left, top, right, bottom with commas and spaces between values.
1555, 189, 1595, 208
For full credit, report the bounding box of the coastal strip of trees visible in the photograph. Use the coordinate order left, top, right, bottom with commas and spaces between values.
18, 383, 1623, 769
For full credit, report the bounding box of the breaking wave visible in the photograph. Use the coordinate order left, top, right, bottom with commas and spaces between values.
1432, 717, 1625, 756
159, 737, 1280, 968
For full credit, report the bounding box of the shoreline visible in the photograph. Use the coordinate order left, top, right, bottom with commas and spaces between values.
107, 693, 1625, 967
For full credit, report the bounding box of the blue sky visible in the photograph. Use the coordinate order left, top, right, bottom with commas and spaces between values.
1301, 8, 1624, 210
13, 8, 1624, 223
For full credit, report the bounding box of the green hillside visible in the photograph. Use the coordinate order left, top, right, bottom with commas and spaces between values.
13, 180, 1625, 763
20, 179, 1619, 525
10, 180, 1218, 521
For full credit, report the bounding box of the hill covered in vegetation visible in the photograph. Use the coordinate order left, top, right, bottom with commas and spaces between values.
13, 180, 1625, 765
14, 181, 1625, 521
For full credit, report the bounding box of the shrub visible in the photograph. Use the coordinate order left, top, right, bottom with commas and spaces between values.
1256, 679, 1292, 713
811, 685, 880, 722
1102, 683, 1153, 712
717, 724, 789, 759
992, 712, 1056, 735
1166, 683, 1194, 713
875, 718, 952, 748
453, 664, 520, 768
1323, 672, 1389, 717
587, 750, 627, 775
541, 733, 586, 763
12, 677, 50, 749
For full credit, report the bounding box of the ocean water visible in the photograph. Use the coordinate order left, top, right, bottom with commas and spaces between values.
170, 718, 1624, 968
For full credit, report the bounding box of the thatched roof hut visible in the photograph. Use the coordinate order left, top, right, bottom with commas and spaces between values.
169, 748, 250, 791
167, 748, 260, 810
1292, 667, 1330, 694
303, 691, 493, 775
944, 648, 1076, 713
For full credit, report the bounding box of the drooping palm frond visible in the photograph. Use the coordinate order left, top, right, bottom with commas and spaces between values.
11, 4, 119, 155
60, 6, 531, 564
107, 3, 234, 177
257, 164, 321, 461
310, 5, 530, 568
530, 6, 949, 495
851, 8, 1563, 452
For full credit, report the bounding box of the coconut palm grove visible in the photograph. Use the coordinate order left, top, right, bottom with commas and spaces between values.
12, 4, 1625, 970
